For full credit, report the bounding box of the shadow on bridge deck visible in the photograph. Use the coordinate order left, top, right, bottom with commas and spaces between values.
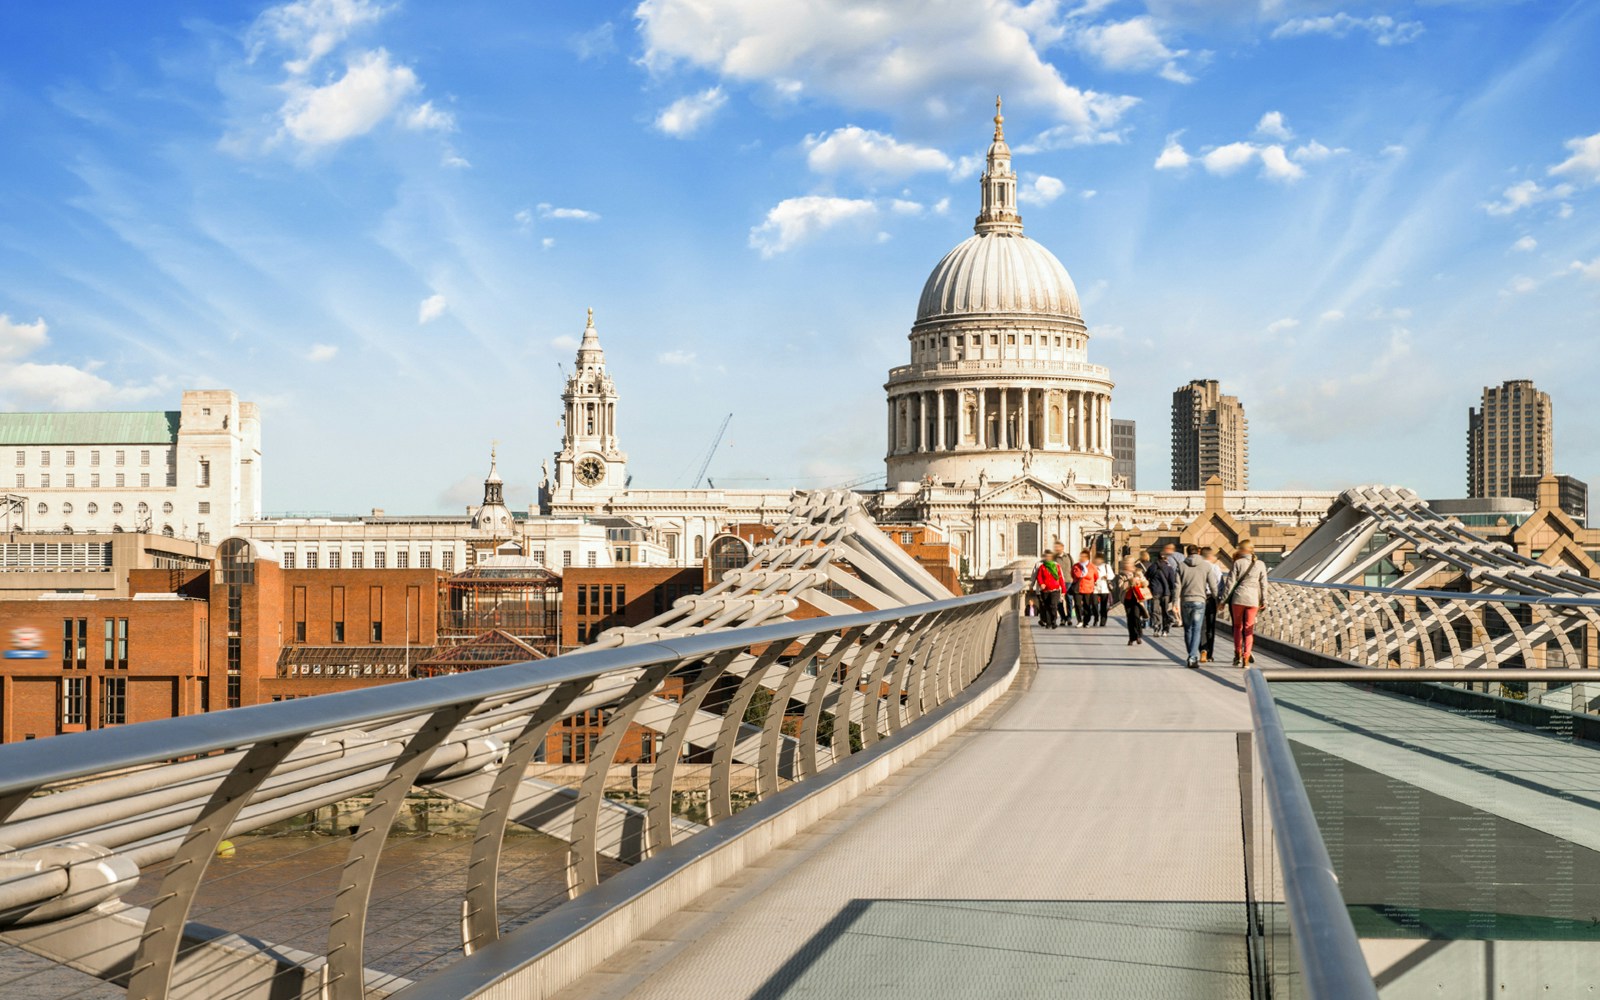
556, 617, 1259, 999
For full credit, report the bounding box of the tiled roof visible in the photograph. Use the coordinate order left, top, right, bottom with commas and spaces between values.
0, 411, 181, 445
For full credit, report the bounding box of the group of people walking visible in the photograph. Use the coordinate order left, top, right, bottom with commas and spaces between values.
1030, 539, 1269, 669
1030, 544, 1113, 629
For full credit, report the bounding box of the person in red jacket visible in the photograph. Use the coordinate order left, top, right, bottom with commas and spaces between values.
1034, 553, 1066, 629
1069, 550, 1098, 628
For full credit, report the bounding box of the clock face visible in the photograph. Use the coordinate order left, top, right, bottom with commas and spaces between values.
576, 456, 606, 487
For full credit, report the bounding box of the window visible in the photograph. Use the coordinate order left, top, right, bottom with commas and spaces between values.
587, 551, 598, 568
562, 550, 573, 567
40, 451, 49, 467
90, 450, 99, 467
62, 502, 72, 515
13, 451, 21, 467
371, 620, 383, 642
13, 474, 21, 488
351, 551, 364, 569
283, 552, 295, 569
36, 502, 46, 515
91, 474, 99, 488
115, 450, 125, 467
62, 618, 87, 670
198, 460, 210, 487
115, 619, 127, 670
419, 550, 432, 569
198, 501, 210, 515
441, 550, 454, 571
39, 475, 48, 489
136, 502, 149, 516
328, 551, 341, 569
86, 503, 97, 515
61, 677, 86, 726
332, 621, 345, 642
295, 620, 306, 642
141, 450, 150, 466
373, 551, 386, 569
162, 501, 172, 514
533, 549, 545, 565
395, 551, 409, 569
65, 450, 74, 466
65, 475, 74, 488
116, 474, 125, 488
140, 473, 150, 487
305, 551, 318, 569
102, 677, 127, 725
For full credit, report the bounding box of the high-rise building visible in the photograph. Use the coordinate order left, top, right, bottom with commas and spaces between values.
1111, 419, 1137, 488
1170, 380, 1248, 490
1511, 474, 1588, 526
1468, 379, 1553, 498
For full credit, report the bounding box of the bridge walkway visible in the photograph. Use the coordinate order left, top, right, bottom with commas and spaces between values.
557, 616, 1258, 999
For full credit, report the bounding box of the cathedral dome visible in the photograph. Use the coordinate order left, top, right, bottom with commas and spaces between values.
915, 233, 1081, 325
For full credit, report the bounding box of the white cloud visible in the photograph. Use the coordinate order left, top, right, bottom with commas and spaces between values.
537, 202, 600, 222
514, 208, 534, 230
1266, 317, 1299, 334
1570, 258, 1600, 281
1080, 189, 1096, 199
1512, 235, 1538, 252
306, 343, 339, 362
636, 0, 1139, 146
1201, 141, 1257, 176
1558, 203, 1574, 219
657, 349, 697, 365
1088, 323, 1125, 341
1076, 16, 1192, 83
1258, 144, 1305, 182
1018, 174, 1067, 205
804, 127, 952, 178
418, 293, 446, 324
1483, 179, 1574, 216
748, 195, 877, 257
404, 100, 454, 132
1271, 13, 1423, 46
932, 196, 951, 214
278, 49, 419, 147
889, 198, 925, 216
0, 314, 49, 361
0, 314, 161, 409
1154, 135, 1191, 170
1255, 111, 1292, 141
1291, 140, 1346, 162
252, 0, 389, 75
1550, 131, 1600, 185
569, 22, 617, 61
1319, 309, 1344, 322
550, 334, 579, 350
442, 150, 470, 168
541, 236, 557, 250
653, 87, 727, 138
1505, 275, 1537, 295
1381, 144, 1406, 158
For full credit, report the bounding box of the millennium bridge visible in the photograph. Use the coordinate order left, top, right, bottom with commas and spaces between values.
2, 488, 1599, 999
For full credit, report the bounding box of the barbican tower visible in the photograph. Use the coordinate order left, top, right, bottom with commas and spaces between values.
884, 99, 1115, 488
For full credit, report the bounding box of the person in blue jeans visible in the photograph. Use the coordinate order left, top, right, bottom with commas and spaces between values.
1175, 544, 1216, 669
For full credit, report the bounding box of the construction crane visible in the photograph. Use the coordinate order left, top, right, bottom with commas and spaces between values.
692, 413, 733, 488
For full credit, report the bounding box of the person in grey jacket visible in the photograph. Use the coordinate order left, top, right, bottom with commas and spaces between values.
1175, 545, 1215, 668
1226, 539, 1270, 666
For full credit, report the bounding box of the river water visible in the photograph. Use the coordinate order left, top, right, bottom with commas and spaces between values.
0, 829, 591, 999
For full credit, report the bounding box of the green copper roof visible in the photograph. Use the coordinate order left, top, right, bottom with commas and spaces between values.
0, 411, 181, 445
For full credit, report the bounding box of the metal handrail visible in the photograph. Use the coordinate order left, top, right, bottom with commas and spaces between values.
1271, 577, 1600, 609
1245, 668, 1379, 1000
0, 583, 1012, 799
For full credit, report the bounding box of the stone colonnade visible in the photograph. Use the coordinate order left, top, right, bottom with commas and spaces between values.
886, 385, 1112, 456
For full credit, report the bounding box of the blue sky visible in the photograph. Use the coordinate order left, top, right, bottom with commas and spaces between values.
1, 0, 1597, 513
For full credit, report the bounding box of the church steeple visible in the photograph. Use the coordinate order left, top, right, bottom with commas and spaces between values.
974, 95, 1024, 237
576, 306, 605, 371
555, 307, 627, 494
482, 444, 504, 506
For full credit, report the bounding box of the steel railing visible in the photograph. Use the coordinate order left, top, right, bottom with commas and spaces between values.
0, 581, 1019, 1000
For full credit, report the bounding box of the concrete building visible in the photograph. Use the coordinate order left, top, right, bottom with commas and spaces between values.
883, 98, 1114, 489
1512, 473, 1588, 526
1469, 379, 1553, 498
0, 531, 211, 600
1111, 419, 1137, 489
1171, 380, 1248, 490
0, 389, 262, 542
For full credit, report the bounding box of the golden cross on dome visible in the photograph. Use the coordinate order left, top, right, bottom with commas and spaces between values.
586, 306, 594, 327
993, 95, 1004, 140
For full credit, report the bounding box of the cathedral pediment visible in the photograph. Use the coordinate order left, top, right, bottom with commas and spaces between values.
974, 474, 1085, 506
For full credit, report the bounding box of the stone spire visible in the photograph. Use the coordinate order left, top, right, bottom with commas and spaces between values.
482, 444, 504, 506
974, 95, 1024, 236
576, 306, 606, 372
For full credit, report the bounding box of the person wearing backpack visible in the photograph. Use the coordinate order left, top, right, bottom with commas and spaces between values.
1145, 548, 1177, 637
1069, 550, 1098, 628
1226, 540, 1270, 666
1034, 552, 1066, 629
1115, 557, 1149, 646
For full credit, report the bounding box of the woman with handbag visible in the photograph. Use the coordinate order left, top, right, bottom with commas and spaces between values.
1115, 557, 1149, 646
1226, 540, 1269, 666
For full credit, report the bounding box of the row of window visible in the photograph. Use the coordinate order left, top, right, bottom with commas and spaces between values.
15, 448, 170, 468
32, 500, 201, 516
914, 332, 1077, 354
60, 675, 126, 727
60, 617, 129, 671
15, 473, 183, 489
281, 549, 456, 571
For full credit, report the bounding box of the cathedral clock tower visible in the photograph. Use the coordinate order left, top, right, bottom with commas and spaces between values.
554, 308, 627, 497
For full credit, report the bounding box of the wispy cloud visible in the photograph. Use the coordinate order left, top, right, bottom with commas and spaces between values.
306, 342, 339, 361
537, 203, 600, 222
749, 196, 877, 257
653, 87, 727, 138
1271, 13, 1423, 46
803, 126, 951, 178
418, 292, 446, 324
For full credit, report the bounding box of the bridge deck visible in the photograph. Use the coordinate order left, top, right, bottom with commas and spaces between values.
559, 617, 1257, 999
